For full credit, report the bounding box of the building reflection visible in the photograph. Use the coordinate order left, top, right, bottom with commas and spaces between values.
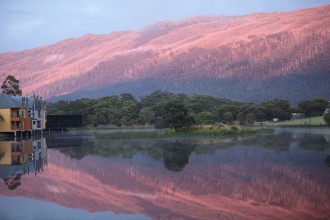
0, 138, 47, 190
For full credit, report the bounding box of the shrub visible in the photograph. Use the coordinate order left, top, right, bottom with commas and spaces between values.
323, 113, 330, 126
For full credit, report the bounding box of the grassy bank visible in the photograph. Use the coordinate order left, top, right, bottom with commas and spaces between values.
96, 124, 256, 139
273, 116, 326, 126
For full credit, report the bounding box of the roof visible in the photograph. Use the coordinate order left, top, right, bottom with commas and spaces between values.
11, 96, 42, 110
0, 94, 44, 110
12, 96, 32, 108
0, 93, 23, 109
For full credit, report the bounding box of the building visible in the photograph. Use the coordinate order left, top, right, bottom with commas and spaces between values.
13, 95, 47, 133
0, 94, 31, 136
46, 115, 82, 129
291, 113, 306, 120
324, 108, 330, 115
0, 94, 46, 136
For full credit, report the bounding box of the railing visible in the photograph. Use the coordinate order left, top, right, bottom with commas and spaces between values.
11, 117, 22, 121
11, 124, 24, 130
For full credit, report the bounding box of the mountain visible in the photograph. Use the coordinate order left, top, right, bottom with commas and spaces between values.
0, 5, 329, 103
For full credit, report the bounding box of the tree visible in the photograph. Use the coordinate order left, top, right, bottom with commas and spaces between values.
139, 107, 155, 125
162, 100, 195, 131
245, 113, 256, 125
1, 75, 22, 96
197, 111, 215, 124
324, 113, 330, 126
120, 93, 136, 102
222, 111, 233, 123
237, 112, 245, 125
298, 99, 329, 117
260, 99, 291, 120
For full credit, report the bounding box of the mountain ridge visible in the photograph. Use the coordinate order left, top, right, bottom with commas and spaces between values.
0, 4, 329, 103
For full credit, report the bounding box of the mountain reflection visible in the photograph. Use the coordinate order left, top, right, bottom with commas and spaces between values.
2, 130, 329, 219
0, 138, 47, 190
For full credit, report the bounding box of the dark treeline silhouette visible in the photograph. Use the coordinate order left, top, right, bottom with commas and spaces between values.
47, 90, 329, 127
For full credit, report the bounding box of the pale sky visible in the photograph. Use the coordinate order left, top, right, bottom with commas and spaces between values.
1, 0, 330, 53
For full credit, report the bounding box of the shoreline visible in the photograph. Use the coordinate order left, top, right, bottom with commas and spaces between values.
95, 125, 267, 140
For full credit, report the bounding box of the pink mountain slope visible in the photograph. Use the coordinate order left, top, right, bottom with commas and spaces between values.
0, 5, 329, 101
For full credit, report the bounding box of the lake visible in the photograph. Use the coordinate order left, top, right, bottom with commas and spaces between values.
0, 128, 329, 220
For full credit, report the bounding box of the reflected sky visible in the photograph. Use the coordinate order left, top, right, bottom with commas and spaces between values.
0, 128, 330, 219
0, 195, 150, 220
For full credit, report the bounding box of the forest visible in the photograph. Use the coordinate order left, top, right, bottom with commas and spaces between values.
47, 90, 329, 127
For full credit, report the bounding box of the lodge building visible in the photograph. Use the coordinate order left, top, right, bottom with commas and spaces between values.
0, 94, 46, 137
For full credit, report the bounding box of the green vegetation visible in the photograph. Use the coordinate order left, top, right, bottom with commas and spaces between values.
162, 100, 195, 131
97, 125, 255, 139
298, 99, 329, 117
324, 113, 330, 126
47, 90, 329, 128
1, 75, 22, 96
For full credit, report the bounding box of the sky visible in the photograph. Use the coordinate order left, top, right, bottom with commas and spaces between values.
0, 0, 330, 53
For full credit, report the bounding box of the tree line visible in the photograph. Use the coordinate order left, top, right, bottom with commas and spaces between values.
47, 90, 330, 127
1, 75, 329, 128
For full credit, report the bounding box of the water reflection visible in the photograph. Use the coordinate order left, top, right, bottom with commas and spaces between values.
242, 132, 293, 152
325, 155, 330, 167
0, 138, 47, 190
298, 134, 330, 151
1, 129, 330, 219
47, 130, 330, 172
159, 141, 195, 172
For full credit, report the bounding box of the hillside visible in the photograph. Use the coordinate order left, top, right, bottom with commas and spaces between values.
0, 4, 330, 103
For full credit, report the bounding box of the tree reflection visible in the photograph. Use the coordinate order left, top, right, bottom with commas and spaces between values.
158, 141, 195, 172
55, 130, 330, 169
325, 155, 330, 168
3, 174, 22, 190
298, 134, 330, 151
242, 132, 293, 152
59, 147, 91, 160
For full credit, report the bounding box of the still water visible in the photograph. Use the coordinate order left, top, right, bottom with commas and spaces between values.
0, 128, 329, 220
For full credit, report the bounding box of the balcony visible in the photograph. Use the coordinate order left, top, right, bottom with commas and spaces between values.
11, 121, 24, 130
11, 117, 23, 122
